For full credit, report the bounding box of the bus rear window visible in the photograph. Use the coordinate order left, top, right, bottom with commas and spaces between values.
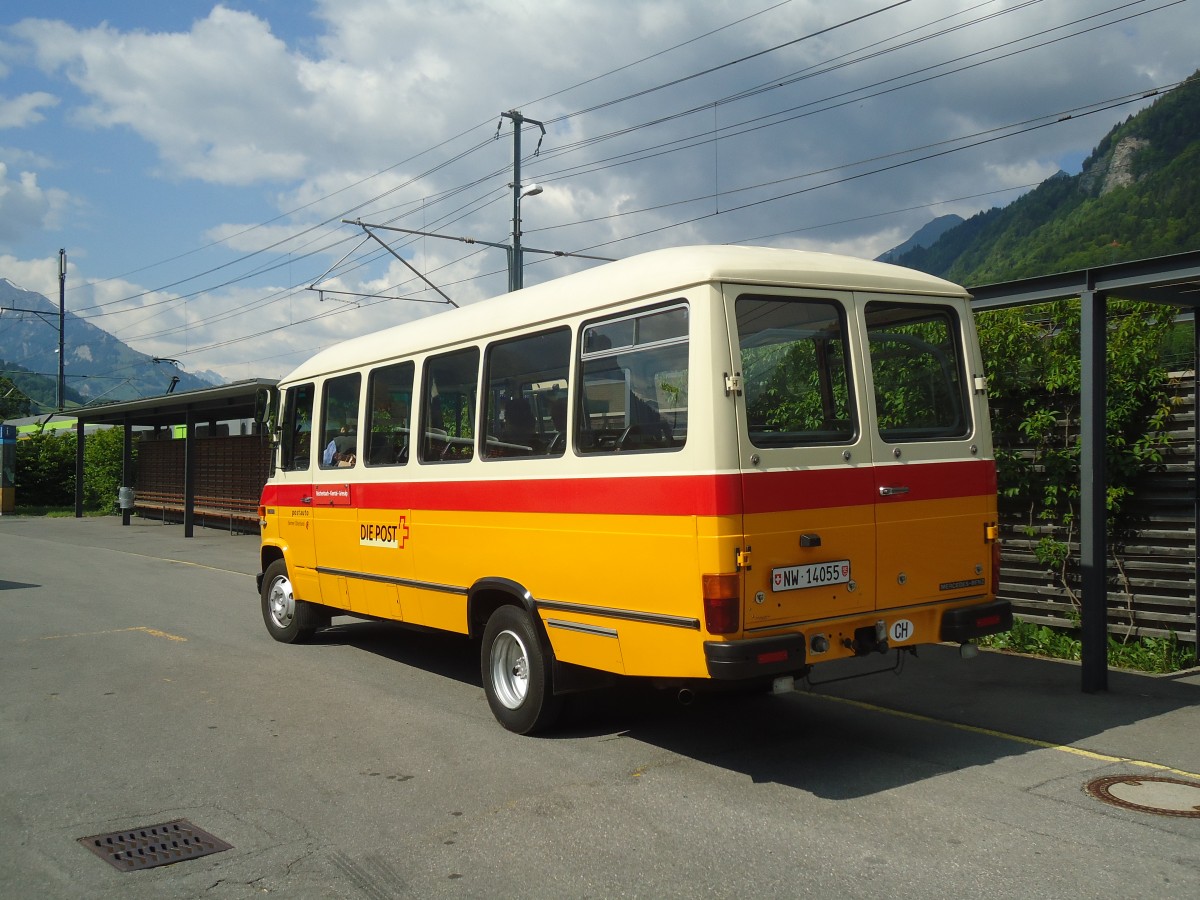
736, 295, 855, 447
865, 301, 969, 441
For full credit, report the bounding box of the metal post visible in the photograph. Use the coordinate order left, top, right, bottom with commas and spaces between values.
74, 418, 84, 518
121, 416, 133, 527
510, 113, 523, 293
1194, 316, 1199, 653
184, 407, 196, 538
1079, 288, 1108, 692
502, 110, 545, 293
58, 249, 66, 410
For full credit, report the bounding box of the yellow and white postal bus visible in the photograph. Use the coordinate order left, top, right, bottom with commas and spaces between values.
257, 245, 1010, 733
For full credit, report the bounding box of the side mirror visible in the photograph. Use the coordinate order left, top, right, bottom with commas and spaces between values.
254, 387, 277, 426
255, 387, 281, 450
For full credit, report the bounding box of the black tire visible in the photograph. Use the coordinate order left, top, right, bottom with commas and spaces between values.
481, 605, 562, 734
260, 559, 327, 644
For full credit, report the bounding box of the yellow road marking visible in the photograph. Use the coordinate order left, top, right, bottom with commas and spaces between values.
34, 626, 187, 643
811, 692, 1200, 782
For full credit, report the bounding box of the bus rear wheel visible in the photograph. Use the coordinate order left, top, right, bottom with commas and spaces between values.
260, 559, 326, 644
481, 605, 561, 734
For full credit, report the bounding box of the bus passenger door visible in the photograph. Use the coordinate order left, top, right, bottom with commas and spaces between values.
312, 372, 365, 614
353, 361, 417, 622
860, 294, 995, 617
273, 382, 320, 602
728, 288, 877, 632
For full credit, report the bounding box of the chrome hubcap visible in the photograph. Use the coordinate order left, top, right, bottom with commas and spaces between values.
490, 629, 529, 709
267, 575, 295, 629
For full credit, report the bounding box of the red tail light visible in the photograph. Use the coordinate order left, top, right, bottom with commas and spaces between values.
702, 573, 740, 634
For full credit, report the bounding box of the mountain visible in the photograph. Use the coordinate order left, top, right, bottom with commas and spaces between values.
0, 278, 215, 412
876, 214, 964, 263
889, 71, 1200, 283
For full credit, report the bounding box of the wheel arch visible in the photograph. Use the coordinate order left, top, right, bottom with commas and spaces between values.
468, 577, 540, 638
261, 541, 285, 574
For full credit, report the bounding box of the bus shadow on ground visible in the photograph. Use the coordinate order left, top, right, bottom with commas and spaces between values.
564, 646, 1200, 799
309, 619, 1199, 801
313, 618, 481, 686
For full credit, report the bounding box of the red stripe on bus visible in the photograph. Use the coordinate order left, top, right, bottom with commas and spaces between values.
260, 459, 994, 517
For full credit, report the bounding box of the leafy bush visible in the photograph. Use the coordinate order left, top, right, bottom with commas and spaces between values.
15, 432, 76, 507
83, 427, 131, 513
13, 426, 134, 512
979, 618, 1196, 673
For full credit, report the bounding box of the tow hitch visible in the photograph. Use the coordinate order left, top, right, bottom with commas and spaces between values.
845, 620, 889, 657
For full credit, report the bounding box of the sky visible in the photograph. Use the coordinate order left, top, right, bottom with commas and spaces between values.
0, 0, 1197, 385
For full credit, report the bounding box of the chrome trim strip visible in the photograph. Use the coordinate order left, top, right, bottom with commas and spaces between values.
546, 618, 619, 638
536, 599, 700, 630
316, 566, 467, 596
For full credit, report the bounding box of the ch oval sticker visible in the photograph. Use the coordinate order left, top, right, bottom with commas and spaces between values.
889, 619, 915, 643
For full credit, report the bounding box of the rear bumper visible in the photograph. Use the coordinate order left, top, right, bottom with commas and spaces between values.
939, 599, 1013, 642
704, 634, 807, 680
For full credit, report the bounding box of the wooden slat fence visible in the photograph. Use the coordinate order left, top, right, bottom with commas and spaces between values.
996, 372, 1197, 645
134, 434, 272, 534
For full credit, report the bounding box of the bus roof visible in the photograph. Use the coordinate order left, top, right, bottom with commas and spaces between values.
282, 244, 968, 384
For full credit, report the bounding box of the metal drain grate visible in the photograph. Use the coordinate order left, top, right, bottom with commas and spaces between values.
79, 819, 233, 871
1084, 775, 1200, 818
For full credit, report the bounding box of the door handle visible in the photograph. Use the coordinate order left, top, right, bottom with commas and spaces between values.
301, 496, 313, 504
879, 486, 910, 496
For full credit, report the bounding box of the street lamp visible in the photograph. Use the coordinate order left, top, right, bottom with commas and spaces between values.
511, 182, 543, 293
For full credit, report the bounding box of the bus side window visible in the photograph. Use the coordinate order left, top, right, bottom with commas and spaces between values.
280, 382, 315, 471
366, 361, 414, 466
736, 295, 855, 447
577, 304, 688, 454
319, 372, 362, 469
420, 348, 479, 463
482, 327, 570, 459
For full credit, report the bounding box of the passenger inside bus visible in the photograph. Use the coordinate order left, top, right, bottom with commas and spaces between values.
501, 396, 538, 454
323, 425, 357, 467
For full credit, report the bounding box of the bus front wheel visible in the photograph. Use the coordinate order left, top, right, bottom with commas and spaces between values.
481, 606, 561, 734
260, 559, 326, 644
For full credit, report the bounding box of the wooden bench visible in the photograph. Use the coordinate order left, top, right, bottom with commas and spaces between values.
134, 490, 260, 534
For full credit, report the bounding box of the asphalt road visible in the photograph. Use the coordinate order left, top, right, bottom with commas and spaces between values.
1, 515, 1198, 899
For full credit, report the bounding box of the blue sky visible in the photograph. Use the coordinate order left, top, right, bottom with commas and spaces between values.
1, 0, 1197, 384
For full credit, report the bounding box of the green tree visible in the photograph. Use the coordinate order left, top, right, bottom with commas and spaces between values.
977, 299, 1175, 593
84, 427, 132, 513
13, 425, 135, 512
15, 431, 76, 507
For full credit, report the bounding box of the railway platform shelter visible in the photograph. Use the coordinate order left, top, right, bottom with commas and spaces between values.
968, 249, 1200, 693
72, 378, 277, 538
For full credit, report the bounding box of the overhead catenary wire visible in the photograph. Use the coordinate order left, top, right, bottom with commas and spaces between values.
53, 0, 1189, 380
70, 1, 921, 322
75, 1, 1144, 330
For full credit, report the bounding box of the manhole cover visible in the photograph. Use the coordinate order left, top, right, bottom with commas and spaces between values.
79, 819, 233, 871
1084, 775, 1200, 818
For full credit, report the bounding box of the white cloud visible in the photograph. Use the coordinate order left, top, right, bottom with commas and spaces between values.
0, 162, 69, 239
1, 0, 1198, 384
0, 91, 58, 128
13, 7, 313, 185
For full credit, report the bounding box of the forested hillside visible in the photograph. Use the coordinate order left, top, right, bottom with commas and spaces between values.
893, 71, 1200, 283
